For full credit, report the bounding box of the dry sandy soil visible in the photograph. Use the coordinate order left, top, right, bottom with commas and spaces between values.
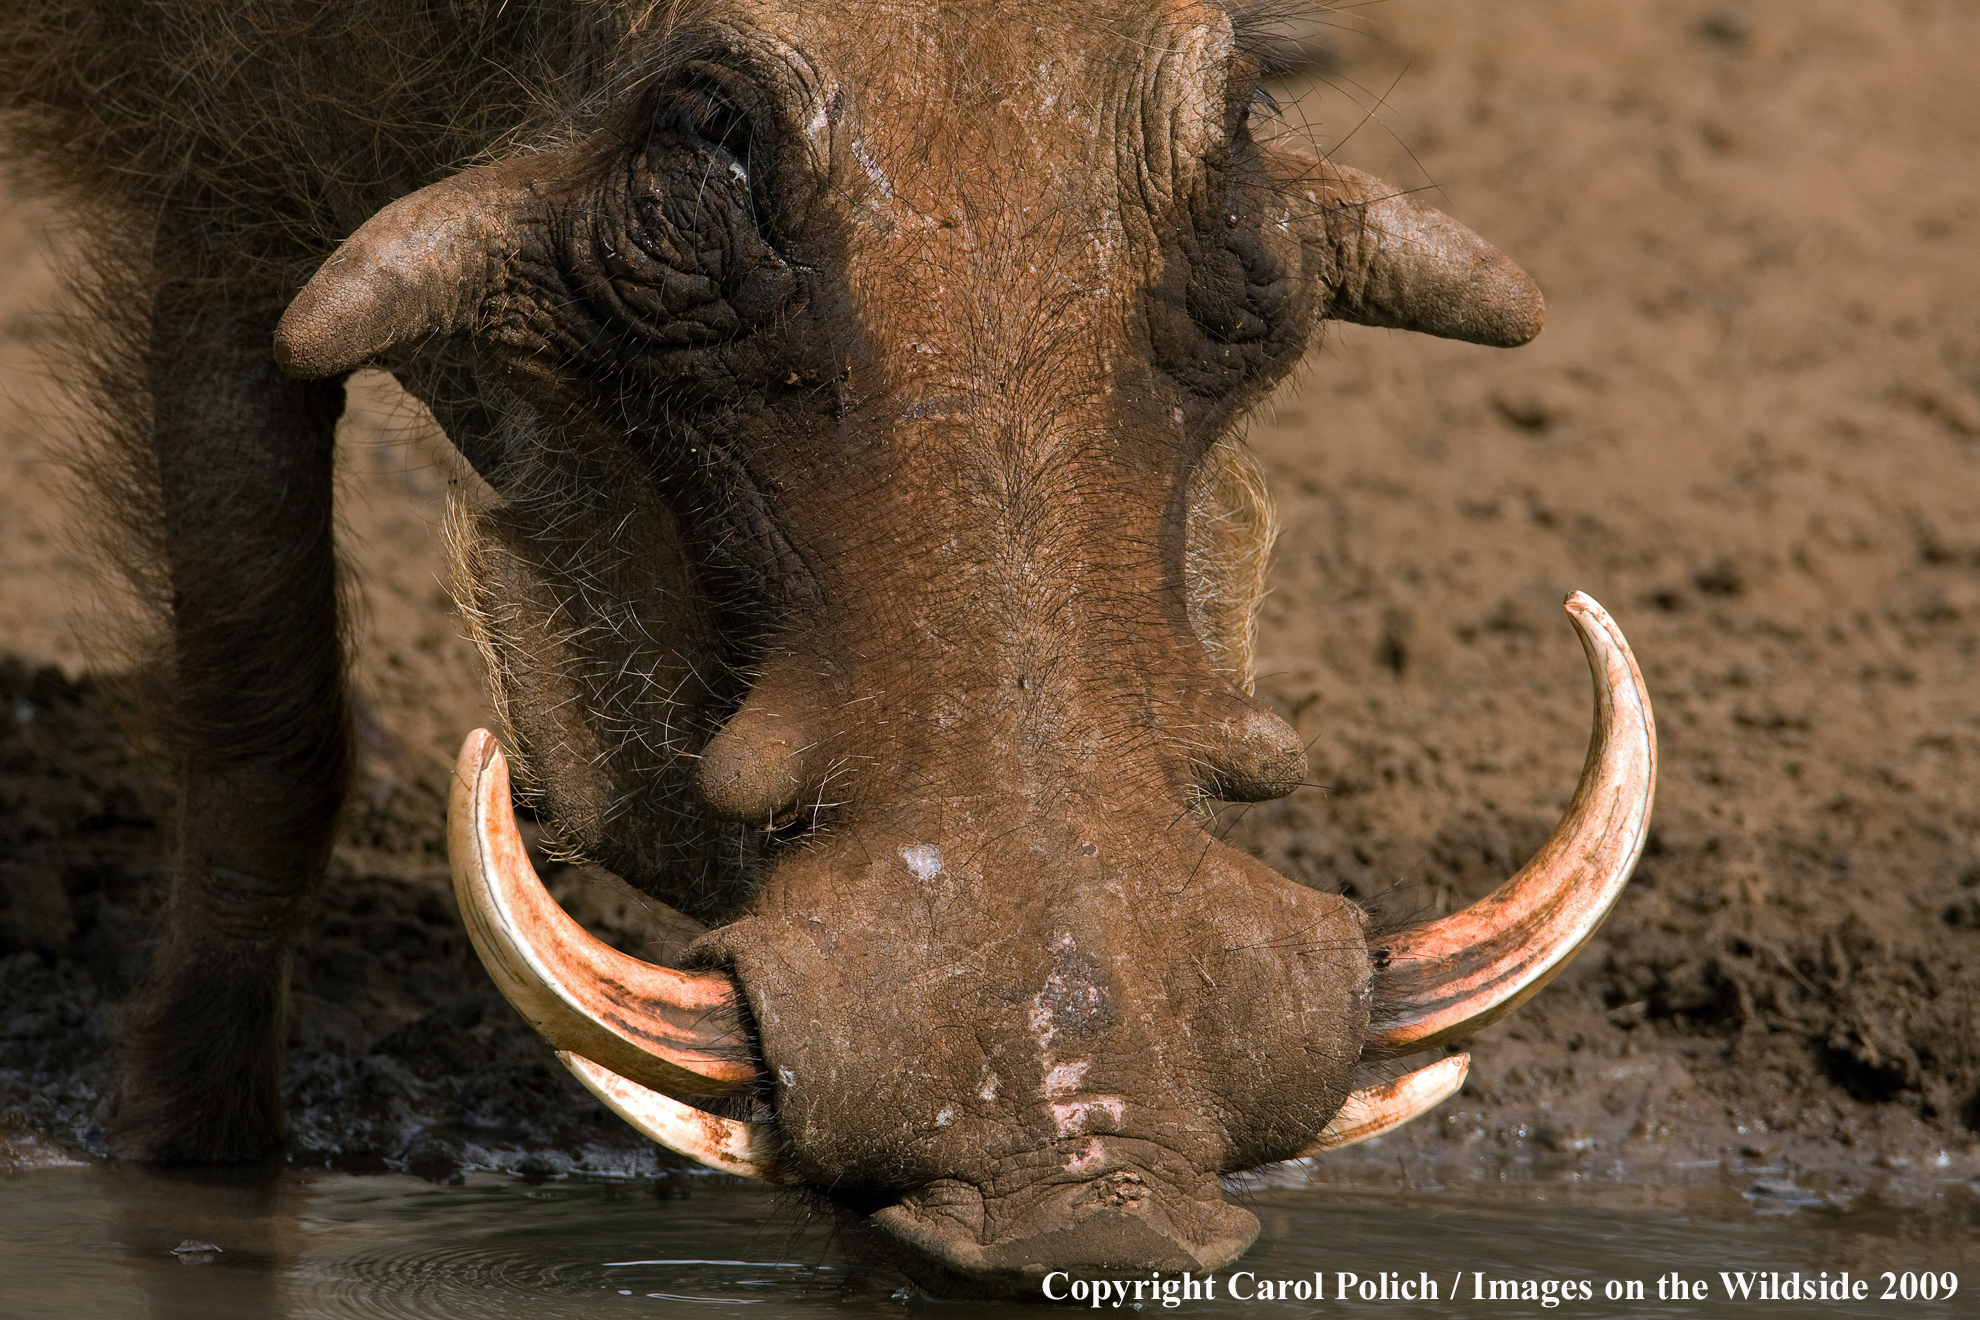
2, 0, 1977, 1205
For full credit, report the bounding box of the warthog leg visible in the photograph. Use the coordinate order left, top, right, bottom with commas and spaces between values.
104, 269, 352, 1162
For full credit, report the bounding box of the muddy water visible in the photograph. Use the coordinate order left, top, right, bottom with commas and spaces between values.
2, 1162, 1975, 1318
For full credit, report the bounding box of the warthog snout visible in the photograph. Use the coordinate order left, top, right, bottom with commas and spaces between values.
452, 585, 1652, 1297
274, 0, 1651, 1296
869, 1161, 1261, 1297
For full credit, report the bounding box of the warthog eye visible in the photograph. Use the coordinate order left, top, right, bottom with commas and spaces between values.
671, 83, 753, 178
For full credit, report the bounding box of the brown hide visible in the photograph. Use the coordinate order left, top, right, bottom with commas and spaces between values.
2, 0, 1558, 1298
669, 17, 1382, 1272
277, 0, 1542, 1293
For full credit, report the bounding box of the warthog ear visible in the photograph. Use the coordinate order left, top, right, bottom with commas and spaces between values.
275, 157, 551, 379
1270, 152, 1546, 348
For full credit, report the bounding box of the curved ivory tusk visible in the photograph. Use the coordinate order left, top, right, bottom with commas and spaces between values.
559, 1051, 784, 1182
448, 729, 760, 1097
1298, 1054, 1470, 1156
1364, 592, 1656, 1054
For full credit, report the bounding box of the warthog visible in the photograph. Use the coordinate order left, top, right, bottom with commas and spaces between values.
2, 0, 1653, 1296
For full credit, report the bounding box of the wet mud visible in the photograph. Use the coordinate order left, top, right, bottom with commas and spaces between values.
3, 0, 1978, 1206
0, 657, 706, 1182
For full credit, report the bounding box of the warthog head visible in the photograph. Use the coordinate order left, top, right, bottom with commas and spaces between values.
276, 0, 1653, 1297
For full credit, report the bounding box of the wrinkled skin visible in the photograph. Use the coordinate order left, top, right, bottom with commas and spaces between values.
408, 4, 1384, 1284
3, 0, 1554, 1298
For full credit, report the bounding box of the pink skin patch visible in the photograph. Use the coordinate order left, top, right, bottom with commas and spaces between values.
1050, 1096, 1125, 1137
1066, 1137, 1106, 1174
1043, 1060, 1089, 1096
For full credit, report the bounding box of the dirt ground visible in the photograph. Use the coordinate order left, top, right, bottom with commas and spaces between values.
3, 0, 1978, 1201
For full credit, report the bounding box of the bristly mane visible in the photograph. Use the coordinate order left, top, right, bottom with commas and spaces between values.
0, 0, 1302, 889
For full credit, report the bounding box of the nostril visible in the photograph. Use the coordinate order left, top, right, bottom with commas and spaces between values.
982, 1196, 1258, 1278
894, 1177, 987, 1237
867, 1171, 1259, 1298
1073, 1170, 1148, 1209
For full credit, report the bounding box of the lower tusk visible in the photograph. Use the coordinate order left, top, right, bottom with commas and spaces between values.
559, 1051, 784, 1182
1298, 1054, 1470, 1156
